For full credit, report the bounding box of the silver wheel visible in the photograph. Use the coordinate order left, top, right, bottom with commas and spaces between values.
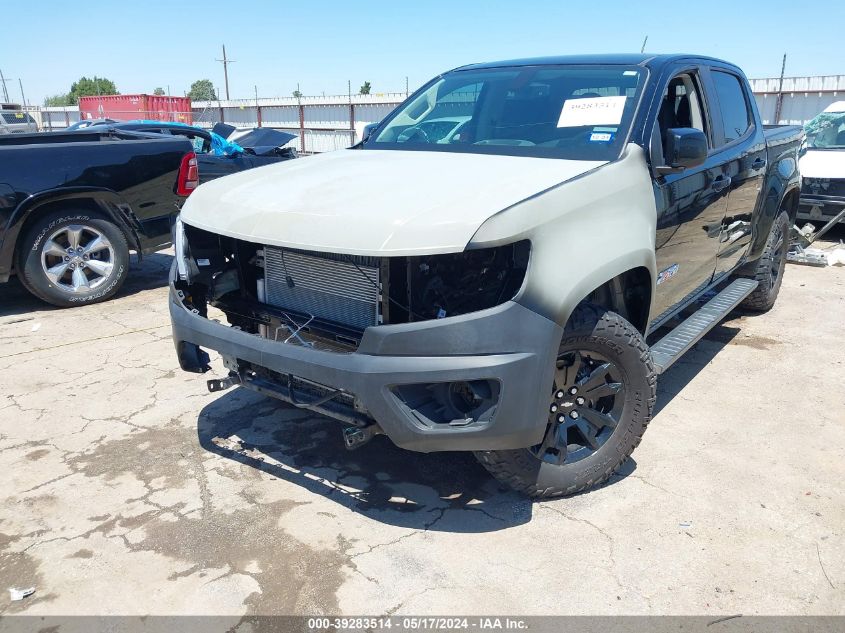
40, 224, 115, 294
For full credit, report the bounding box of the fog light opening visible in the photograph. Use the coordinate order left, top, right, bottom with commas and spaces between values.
448, 380, 492, 415
391, 379, 500, 428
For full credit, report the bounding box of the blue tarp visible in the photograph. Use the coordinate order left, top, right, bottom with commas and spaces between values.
127, 120, 244, 156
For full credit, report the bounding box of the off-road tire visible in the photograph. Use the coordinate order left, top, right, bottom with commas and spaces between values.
474, 303, 656, 498
740, 210, 790, 312
17, 209, 130, 308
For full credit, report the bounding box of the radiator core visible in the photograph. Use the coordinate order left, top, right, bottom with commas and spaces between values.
262, 246, 380, 331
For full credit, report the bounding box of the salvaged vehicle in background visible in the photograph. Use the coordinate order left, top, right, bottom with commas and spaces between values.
170, 54, 802, 497
65, 118, 119, 131
0, 104, 38, 134
103, 122, 298, 183
798, 102, 845, 224
0, 129, 195, 307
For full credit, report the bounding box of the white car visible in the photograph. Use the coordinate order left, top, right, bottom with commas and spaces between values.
798, 101, 845, 223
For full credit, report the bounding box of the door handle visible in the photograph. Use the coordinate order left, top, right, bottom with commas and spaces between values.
712, 176, 732, 192
751, 158, 766, 170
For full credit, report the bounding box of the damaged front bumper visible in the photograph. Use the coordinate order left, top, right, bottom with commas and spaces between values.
169, 268, 561, 453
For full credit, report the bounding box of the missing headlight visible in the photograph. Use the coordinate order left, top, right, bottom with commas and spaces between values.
385, 240, 530, 323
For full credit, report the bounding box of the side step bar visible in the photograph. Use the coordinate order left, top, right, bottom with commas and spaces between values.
651, 278, 758, 374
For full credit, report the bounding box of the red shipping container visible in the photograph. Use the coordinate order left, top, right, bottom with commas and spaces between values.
78, 94, 193, 124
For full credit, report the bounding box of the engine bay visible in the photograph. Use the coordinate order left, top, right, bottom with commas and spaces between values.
176, 224, 529, 351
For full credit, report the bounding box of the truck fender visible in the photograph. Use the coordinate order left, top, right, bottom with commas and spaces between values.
469, 144, 657, 330
745, 151, 801, 262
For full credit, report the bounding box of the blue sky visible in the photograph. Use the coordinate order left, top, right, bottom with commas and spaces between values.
2, 0, 842, 104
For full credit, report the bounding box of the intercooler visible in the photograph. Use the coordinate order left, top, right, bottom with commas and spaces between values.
262, 246, 381, 331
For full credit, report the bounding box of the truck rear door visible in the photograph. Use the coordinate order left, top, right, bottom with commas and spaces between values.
703, 67, 766, 278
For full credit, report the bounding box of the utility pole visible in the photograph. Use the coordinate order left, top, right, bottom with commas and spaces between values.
640, 35, 648, 53
773, 53, 787, 125
347, 80, 354, 143
405, 76, 409, 97
18, 78, 28, 108
216, 44, 235, 100
0, 68, 9, 102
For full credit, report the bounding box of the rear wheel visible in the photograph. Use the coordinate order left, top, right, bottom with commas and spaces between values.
475, 303, 656, 498
740, 210, 790, 312
17, 209, 129, 308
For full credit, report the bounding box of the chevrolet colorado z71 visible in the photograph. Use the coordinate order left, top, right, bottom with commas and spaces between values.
170, 54, 802, 497
0, 129, 195, 307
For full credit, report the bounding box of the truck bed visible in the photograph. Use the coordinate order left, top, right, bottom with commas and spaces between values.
763, 125, 803, 168
763, 124, 804, 145
0, 129, 164, 146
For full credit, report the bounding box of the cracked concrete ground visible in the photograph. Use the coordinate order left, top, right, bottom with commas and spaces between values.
0, 237, 843, 620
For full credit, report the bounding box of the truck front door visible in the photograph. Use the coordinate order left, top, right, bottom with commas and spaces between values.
650, 68, 731, 323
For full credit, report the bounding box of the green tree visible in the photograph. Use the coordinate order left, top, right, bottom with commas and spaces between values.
359, 81, 371, 95
153, 87, 165, 96
44, 93, 73, 107
68, 76, 119, 104
187, 79, 217, 101
292, 89, 303, 98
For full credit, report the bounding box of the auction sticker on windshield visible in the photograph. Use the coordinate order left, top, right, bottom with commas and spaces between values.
557, 95, 627, 127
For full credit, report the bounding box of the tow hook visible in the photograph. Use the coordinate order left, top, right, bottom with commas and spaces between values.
207, 372, 242, 393
343, 425, 382, 451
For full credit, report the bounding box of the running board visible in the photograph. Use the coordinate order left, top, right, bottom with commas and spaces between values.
651, 278, 758, 374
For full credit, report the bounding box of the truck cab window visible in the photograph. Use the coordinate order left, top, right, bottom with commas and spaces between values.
656, 74, 707, 142
711, 70, 751, 144
652, 73, 708, 166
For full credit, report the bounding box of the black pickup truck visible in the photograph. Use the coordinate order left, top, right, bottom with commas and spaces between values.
0, 129, 194, 307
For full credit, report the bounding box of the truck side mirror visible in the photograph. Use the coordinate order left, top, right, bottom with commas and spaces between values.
657, 128, 708, 174
361, 122, 380, 142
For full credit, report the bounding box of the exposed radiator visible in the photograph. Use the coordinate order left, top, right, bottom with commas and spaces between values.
262, 246, 380, 331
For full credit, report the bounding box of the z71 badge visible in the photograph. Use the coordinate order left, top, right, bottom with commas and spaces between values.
657, 263, 680, 285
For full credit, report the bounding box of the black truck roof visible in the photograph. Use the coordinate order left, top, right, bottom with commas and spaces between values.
457, 53, 741, 74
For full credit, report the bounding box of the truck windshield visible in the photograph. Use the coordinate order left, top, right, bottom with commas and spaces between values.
364, 65, 645, 161
804, 111, 845, 149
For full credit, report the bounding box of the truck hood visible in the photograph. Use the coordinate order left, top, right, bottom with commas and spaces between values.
180, 149, 605, 255
799, 149, 845, 180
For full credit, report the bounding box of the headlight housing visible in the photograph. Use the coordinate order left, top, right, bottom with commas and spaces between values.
172, 215, 191, 282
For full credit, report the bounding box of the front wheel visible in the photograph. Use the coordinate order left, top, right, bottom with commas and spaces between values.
17, 209, 130, 308
475, 304, 656, 498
